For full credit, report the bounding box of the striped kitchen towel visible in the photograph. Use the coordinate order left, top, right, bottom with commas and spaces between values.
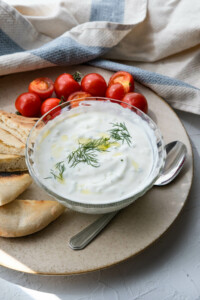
1, 0, 200, 114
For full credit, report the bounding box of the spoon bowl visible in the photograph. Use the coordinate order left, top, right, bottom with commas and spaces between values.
155, 141, 187, 186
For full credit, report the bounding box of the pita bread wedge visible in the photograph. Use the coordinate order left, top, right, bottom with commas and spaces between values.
0, 171, 32, 206
0, 110, 38, 144
0, 128, 25, 155
0, 199, 65, 237
0, 154, 27, 172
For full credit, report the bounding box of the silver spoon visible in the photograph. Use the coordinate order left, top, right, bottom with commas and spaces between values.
69, 141, 187, 250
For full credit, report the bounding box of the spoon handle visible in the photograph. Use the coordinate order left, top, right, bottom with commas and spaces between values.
69, 211, 118, 250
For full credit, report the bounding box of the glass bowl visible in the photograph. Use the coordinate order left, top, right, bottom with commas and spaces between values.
26, 97, 166, 214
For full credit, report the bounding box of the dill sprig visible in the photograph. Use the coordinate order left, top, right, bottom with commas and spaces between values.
45, 161, 65, 181
67, 137, 110, 168
109, 122, 132, 146
46, 123, 132, 172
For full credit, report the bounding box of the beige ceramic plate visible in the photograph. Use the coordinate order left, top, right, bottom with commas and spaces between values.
0, 65, 193, 275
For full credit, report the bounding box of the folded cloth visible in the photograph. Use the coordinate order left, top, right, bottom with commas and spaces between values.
0, 0, 200, 114
88, 59, 200, 115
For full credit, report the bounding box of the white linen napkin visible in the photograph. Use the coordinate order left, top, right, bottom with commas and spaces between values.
1, 0, 200, 114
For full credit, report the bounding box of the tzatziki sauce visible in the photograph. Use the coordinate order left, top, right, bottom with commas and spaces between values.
33, 101, 157, 204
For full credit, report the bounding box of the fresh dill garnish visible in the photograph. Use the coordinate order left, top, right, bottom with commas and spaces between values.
44, 123, 132, 173
67, 137, 110, 168
109, 122, 132, 146
45, 161, 65, 181
81, 137, 110, 152
67, 124, 132, 168
55, 161, 65, 170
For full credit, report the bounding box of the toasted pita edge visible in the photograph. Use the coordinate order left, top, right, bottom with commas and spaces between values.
0, 140, 25, 156
0, 110, 38, 143
0, 172, 32, 206
0, 128, 25, 148
0, 154, 27, 172
0, 199, 66, 237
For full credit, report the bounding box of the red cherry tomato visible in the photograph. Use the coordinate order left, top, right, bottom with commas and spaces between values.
28, 77, 54, 101
15, 92, 41, 117
68, 91, 92, 108
54, 73, 81, 99
105, 83, 125, 102
108, 71, 134, 93
121, 93, 148, 114
81, 73, 107, 97
41, 98, 61, 120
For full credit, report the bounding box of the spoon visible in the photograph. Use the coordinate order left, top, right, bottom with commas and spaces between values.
69, 141, 187, 250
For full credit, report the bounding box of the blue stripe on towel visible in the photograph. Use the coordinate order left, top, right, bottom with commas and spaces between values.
90, 0, 125, 23
31, 36, 108, 65
0, 29, 24, 55
88, 59, 200, 90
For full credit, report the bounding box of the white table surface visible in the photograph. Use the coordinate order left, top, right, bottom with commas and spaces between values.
0, 109, 199, 300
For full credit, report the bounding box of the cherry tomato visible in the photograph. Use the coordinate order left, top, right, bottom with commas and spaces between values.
108, 71, 134, 93
81, 73, 107, 97
68, 91, 92, 108
28, 77, 54, 100
54, 73, 81, 99
105, 83, 125, 102
41, 98, 61, 120
15, 92, 41, 117
121, 93, 148, 114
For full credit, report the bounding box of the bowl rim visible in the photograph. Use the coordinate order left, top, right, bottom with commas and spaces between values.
26, 97, 166, 209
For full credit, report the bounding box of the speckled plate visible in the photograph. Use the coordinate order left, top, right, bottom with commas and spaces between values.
0, 65, 193, 275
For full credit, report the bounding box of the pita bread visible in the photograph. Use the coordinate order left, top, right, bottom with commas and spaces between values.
0, 154, 27, 172
0, 128, 25, 155
0, 199, 65, 237
0, 171, 32, 206
0, 110, 38, 144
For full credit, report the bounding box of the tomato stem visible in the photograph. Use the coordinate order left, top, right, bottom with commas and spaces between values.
73, 71, 81, 82
15, 111, 21, 115
59, 96, 65, 104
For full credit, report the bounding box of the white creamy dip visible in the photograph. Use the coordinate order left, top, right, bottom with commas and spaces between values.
33, 101, 157, 204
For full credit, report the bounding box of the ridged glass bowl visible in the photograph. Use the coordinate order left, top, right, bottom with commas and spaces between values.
26, 97, 166, 214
